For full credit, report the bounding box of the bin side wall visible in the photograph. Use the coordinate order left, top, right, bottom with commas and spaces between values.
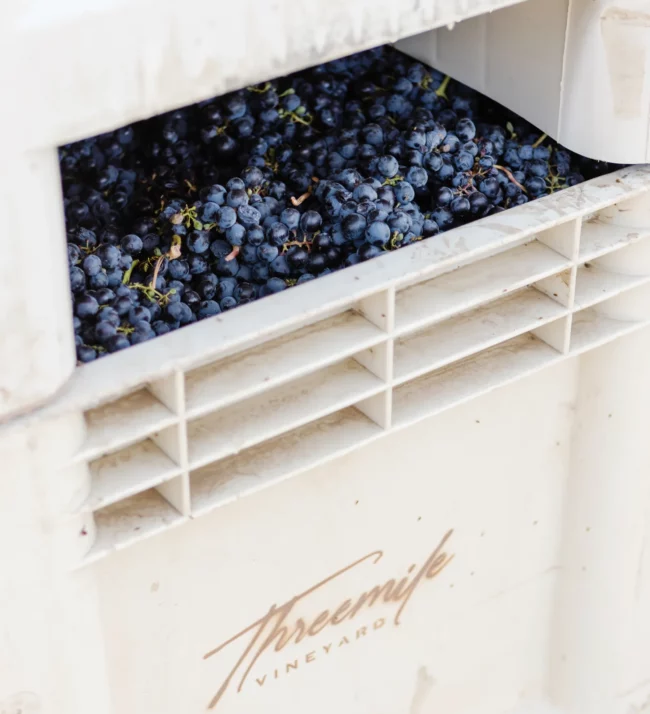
93, 359, 578, 714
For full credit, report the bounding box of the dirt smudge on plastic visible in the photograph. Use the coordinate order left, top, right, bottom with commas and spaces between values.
409, 666, 435, 714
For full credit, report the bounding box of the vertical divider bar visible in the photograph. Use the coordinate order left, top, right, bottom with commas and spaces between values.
385, 286, 396, 430
354, 287, 395, 429
536, 218, 581, 354
174, 369, 191, 516
356, 286, 395, 332
537, 218, 580, 262
563, 217, 582, 354
149, 371, 191, 516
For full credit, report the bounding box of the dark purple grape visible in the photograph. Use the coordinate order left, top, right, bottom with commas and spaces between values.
187, 230, 211, 254
105, 334, 130, 353
76, 294, 99, 318
198, 301, 221, 318
77, 345, 97, 362
358, 243, 383, 261
121, 234, 143, 254
267, 222, 290, 247
166, 302, 193, 324
300, 211, 322, 234
69, 267, 86, 293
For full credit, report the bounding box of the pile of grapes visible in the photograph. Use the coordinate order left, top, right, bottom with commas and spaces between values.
60, 46, 618, 363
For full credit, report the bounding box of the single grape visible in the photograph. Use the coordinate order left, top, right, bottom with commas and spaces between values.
469, 191, 490, 215
227, 188, 249, 209
247, 225, 265, 246
199, 201, 221, 223
67, 243, 82, 266
187, 230, 211, 254
198, 300, 221, 318
216, 206, 237, 230
187, 254, 209, 275
519, 145, 534, 161
479, 177, 500, 200
238, 205, 261, 228
358, 243, 383, 261
257, 243, 280, 262
265, 277, 287, 294
394, 181, 415, 203
308, 252, 328, 273
353, 183, 378, 202
76, 294, 99, 318
77, 345, 97, 363
168, 260, 190, 280
450, 196, 471, 216
105, 334, 130, 353
525, 176, 547, 197
296, 273, 316, 284
431, 207, 454, 229
210, 239, 231, 259
388, 211, 412, 234
182, 289, 201, 312
286, 247, 310, 271
422, 219, 439, 237
300, 211, 322, 234
95, 320, 119, 344
121, 234, 143, 254
225, 223, 246, 246
455, 118, 476, 142
69, 267, 86, 293
377, 155, 399, 179
270, 255, 291, 278
128, 306, 151, 323
267, 222, 290, 247
527, 159, 549, 179
362, 124, 384, 146
82, 254, 102, 277
235, 282, 256, 303
166, 301, 193, 324
365, 221, 391, 246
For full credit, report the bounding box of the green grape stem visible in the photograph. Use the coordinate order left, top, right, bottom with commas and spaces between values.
532, 133, 548, 149
435, 75, 451, 100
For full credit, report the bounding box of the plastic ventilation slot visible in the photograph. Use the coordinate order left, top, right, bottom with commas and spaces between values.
393, 287, 567, 385
184, 310, 385, 419
574, 264, 650, 310
85, 437, 183, 511
392, 333, 563, 430
75, 388, 177, 463
85, 488, 186, 563
187, 359, 386, 469
190, 407, 382, 517
578, 219, 650, 262
570, 309, 649, 354
394, 240, 570, 336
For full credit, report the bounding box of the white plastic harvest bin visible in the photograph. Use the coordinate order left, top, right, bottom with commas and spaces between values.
3, 2, 650, 714
3, 165, 650, 714
397, 0, 650, 164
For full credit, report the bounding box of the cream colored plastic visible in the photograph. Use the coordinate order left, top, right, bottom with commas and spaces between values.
0, 148, 76, 421
396, 0, 650, 164
4, 0, 529, 149
2, 165, 650, 713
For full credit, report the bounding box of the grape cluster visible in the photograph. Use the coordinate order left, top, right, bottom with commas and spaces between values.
60, 46, 618, 363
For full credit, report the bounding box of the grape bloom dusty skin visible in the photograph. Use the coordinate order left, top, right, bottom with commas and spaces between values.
59, 46, 618, 363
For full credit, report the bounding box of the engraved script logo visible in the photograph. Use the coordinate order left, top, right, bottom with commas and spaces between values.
203, 529, 454, 710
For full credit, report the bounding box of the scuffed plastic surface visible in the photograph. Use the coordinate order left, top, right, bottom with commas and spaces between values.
4, 0, 530, 147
